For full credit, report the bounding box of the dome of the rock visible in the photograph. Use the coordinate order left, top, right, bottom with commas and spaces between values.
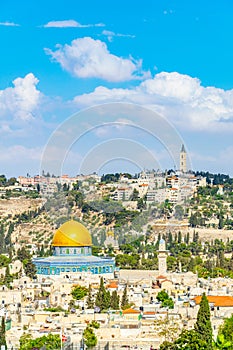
33, 219, 116, 278
52, 220, 92, 247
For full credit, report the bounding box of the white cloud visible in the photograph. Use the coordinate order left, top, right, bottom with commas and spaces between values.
0, 145, 43, 177
140, 72, 202, 101
101, 30, 135, 42
0, 145, 42, 162
0, 73, 41, 121
45, 37, 150, 82
43, 20, 105, 28
189, 147, 233, 174
189, 151, 216, 162
73, 71, 233, 131
0, 21, 20, 27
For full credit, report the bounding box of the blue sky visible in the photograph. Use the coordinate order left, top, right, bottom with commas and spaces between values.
1, 0, 233, 177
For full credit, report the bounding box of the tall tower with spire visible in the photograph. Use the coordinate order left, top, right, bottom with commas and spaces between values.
180, 144, 187, 173
158, 239, 168, 276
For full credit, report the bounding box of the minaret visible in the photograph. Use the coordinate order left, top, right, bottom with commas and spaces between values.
180, 144, 187, 173
158, 239, 168, 275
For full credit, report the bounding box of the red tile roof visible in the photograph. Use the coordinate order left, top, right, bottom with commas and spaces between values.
193, 296, 233, 307
156, 275, 167, 280
122, 308, 140, 315
106, 282, 118, 289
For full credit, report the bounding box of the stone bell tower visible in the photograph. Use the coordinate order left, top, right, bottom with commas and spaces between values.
180, 144, 187, 173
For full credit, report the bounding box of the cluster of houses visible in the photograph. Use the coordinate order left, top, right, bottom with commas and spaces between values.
1, 239, 233, 349
14, 168, 207, 206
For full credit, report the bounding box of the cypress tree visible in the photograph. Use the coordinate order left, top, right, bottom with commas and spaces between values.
40, 245, 45, 257
105, 290, 111, 310
186, 231, 190, 244
194, 293, 213, 349
192, 230, 196, 242
4, 265, 13, 288
0, 225, 5, 254
95, 277, 110, 311
110, 291, 120, 310
218, 251, 225, 269
86, 285, 94, 309
121, 286, 129, 309
178, 231, 182, 244
168, 231, 173, 246
5, 223, 14, 246
0, 317, 7, 349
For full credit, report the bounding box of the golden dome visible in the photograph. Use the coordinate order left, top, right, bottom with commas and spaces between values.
52, 220, 92, 247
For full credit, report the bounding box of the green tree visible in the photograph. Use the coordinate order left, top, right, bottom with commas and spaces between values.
0, 317, 7, 349
110, 290, 120, 310
36, 183, 40, 193
178, 231, 182, 244
155, 315, 180, 344
194, 293, 213, 349
157, 290, 169, 302
74, 191, 84, 207
156, 290, 174, 309
218, 314, 233, 345
0, 225, 5, 254
19, 333, 60, 350
174, 329, 208, 349
86, 284, 94, 309
19, 334, 32, 350
189, 213, 199, 227
83, 325, 97, 348
131, 189, 139, 201
95, 277, 110, 311
174, 205, 184, 220
214, 334, 232, 349
159, 329, 209, 349
6, 177, 16, 186
0, 175, 6, 186
24, 260, 37, 279
71, 285, 88, 300
3, 265, 13, 288
17, 247, 31, 262
161, 298, 174, 309
73, 181, 80, 190
218, 214, 224, 229
137, 198, 146, 210
90, 321, 100, 329
121, 285, 129, 309
0, 255, 10, 268
5, 222, 14, 246
159, 341, 175, 350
